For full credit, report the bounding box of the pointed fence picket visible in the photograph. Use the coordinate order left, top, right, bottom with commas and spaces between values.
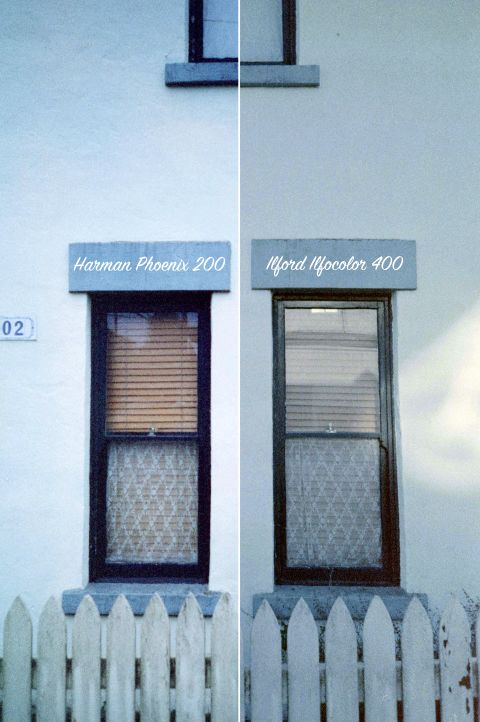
106, 595, 136, 722
401, 597, 435, 722
72, 594, 101, 722
36, 596, 66, 722
140, 593, 170, 722
176, 593, 205, 722
3, 597, 32, 722
251, 600, 282, 722
325, 597, 359, 722
211, 593, 237, 722
363, 596, 397, 722
439, 597, 474, 721
287, 598, 320, 722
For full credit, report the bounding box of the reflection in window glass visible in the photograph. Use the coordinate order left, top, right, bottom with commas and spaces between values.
285, 308, 380, 433
240, 0, 283, 62
203, 0, 238, 59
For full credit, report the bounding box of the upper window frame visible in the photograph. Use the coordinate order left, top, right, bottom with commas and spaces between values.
272, 291, 400, 586
89, 292, 211, 584
189, 0, 238, 63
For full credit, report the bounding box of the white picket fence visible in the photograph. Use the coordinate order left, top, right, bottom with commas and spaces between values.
246, 595, 479, 722
0, 592, 237, 722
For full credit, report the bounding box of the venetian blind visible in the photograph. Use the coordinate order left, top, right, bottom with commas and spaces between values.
285, 308, 380, 433
106, 312, 198, 433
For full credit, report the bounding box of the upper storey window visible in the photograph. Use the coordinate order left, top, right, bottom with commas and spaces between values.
190, 0, 238, 62
241, 0, 295, 63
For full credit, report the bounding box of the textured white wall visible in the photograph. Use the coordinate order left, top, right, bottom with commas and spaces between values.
241, 0, 480, 614
0, 0, 238, 623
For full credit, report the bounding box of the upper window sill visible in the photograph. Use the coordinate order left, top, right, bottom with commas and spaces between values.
63, 583, 222, 616
240, 64, 319, 88
164, 62, 320, 88
165, 62, 237, 87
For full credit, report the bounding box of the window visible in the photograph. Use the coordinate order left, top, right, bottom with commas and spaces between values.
189, 0, 238, 62
89, 294, 210, 582
273, 294, 399, 585
241, 0, 295, 64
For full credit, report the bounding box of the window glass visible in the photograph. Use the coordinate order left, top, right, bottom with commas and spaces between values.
106, 312, 198, 433
104, 311, 199, 566
203, 0, 238, 59
284, 307, 382, 569
285, 308, 380, 434
240, 0, 283, 62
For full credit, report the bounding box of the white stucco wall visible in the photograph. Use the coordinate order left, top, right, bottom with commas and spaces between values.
241, 0, 480, 615
0, 0, 238, 624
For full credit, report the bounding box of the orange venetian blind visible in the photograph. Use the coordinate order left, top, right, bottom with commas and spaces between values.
105, 311, 198, 433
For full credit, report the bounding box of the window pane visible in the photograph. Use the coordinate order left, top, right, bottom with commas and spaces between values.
286, 438, 382, 568
106, 440, 198, 565
106, 312, 198, 434
240, 0, 283, 62
203, 0, 238, 59
285, 308, 380, 433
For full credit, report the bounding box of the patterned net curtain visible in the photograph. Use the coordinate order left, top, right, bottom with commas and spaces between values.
284, 307, 383, 568
104, 312, 199, 565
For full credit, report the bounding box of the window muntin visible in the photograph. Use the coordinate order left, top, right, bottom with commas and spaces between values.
190, 0, 238, 62
90, 294, 210, 582
274, 296, 399, 585
240, 0, 295, 64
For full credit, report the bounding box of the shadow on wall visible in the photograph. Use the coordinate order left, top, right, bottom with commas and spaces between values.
400, 300, 480, 606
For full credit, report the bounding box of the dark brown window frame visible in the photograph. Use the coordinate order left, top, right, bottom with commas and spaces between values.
89, 292, 211, 584
273, 291, 400, 586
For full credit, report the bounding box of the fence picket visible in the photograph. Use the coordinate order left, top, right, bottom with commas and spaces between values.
3, 597, 32, 722
106, 595, 136, 722
287, 598, 320, 722
211, 593, 237, 722
251, 600, 282, 722
439, 597, 473, 721
176, 592, 205, 722
72, 595, 101, 722
401, 597, 435, 722
363, 596, 397, 722
37, 596, 66, 722
140, 593, 170, 722
326, 597, 359, 722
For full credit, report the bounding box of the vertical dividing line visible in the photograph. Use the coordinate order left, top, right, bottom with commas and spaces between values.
237, 0, 241, 719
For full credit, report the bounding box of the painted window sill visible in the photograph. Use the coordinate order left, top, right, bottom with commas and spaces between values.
62, 583, 222, 616
240, 64, 319, 88
165, 62, 237, 87
253, 585, 428, 621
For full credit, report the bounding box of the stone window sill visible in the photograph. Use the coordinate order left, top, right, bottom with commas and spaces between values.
240, 64, 319, 88
164, 62, 320, 88
165, 62, 237, 87
62, 583, 222, 616
253, 585, 427, 621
